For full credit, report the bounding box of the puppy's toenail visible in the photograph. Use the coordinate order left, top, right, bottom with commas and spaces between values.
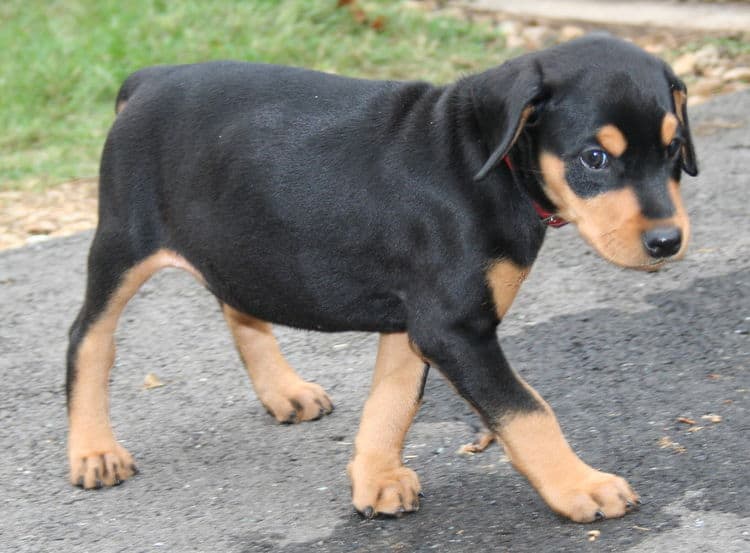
595, 510, 605, 521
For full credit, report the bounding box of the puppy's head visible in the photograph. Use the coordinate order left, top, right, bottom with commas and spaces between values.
473, 35, 697, 270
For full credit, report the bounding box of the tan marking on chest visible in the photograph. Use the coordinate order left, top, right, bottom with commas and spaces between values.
597, 125, 627, 157
486, 260, 529, 318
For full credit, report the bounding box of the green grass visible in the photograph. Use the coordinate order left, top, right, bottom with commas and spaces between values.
682, 36, 750, 57
0, 0, 505, 191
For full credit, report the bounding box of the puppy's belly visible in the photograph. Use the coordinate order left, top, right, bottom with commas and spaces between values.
209, 273, 408, 333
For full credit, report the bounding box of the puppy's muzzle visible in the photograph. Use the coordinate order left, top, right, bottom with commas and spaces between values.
642, 226, 682, 259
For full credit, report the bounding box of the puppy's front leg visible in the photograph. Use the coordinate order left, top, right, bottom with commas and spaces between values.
496, 377, 640, 522
414, 325, 639, 522
348, 333, 427, 517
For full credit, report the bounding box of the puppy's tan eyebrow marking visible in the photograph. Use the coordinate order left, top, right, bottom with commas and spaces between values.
661, 113, 679, 146
596, 125, 628, 157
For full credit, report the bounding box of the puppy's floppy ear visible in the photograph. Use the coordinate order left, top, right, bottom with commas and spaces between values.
666, 71, 698, 176
472, 58, 545, 181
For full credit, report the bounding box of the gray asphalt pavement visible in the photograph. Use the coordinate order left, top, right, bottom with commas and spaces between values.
1, 91, 748, 553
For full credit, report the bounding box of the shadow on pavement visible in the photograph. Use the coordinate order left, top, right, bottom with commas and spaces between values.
259, 268, 748, 553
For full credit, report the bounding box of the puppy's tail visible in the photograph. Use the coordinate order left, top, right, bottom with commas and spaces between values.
115, 65, 180, 114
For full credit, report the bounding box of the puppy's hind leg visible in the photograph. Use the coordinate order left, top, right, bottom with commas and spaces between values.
66, 237, 179, 489
221, 305, 333, 424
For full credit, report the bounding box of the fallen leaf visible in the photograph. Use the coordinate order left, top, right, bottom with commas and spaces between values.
658, 436, 686, 453
633, 525, 651, 532
701, 414, 722, 423
370, 16, 386, 31
676, 416, 696, 425
588, 530, 601, 542
687, 426, 704, 433
143, 373, 165, 389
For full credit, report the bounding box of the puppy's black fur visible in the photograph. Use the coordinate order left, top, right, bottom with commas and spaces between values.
67, 35, 696, 513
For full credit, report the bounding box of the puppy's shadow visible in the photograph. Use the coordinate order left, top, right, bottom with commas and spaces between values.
260, 269, 747, 553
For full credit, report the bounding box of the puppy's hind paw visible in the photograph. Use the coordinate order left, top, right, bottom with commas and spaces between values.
260, 380, 334, 424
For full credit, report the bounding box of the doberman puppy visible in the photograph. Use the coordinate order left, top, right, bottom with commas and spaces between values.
66, 34, 696, 523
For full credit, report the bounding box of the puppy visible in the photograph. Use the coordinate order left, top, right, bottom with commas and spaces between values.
67, 34, 696, 522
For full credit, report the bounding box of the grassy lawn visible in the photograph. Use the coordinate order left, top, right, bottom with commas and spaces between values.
0, 0, 506, 191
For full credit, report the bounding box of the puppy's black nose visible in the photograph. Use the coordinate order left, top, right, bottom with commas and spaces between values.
642, 227, 682, 258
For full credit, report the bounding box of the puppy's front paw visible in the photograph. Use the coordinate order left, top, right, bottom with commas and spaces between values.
541, 468, 640, 523
348, 453, 421, 518
260, 380, 333, 424
69, 442, 137, 489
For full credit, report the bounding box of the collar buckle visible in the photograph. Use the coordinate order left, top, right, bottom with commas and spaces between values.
502, 156, 569, 228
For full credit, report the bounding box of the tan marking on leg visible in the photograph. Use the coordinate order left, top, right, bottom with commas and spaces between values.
486, 260, 529, 319
68, 249, 202, 488
661, 113, 679, 147
348, 333, 425, 517
540, 153, 661, 269
221, 305, 332, 423
596, 125, 627, 157
496, 380, 639, 522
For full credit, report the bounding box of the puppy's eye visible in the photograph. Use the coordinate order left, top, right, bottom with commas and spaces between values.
666, 138, 682, 158
579, 149, 610, 170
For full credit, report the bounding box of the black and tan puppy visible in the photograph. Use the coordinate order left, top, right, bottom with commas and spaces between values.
67, 34, 696, 523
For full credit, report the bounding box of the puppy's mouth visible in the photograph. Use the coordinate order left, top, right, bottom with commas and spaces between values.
593, 241, 674, 271
634, 258, 669, 272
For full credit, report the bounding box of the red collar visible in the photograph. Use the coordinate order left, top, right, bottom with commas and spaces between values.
502, 156, 568, 228
531, 202, 569, 228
